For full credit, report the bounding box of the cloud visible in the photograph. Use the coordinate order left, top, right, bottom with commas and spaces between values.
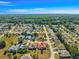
5, 8, 46, 14
0, 1, 11, 4
6, 5, 15, 6
0, 1, 11, 5
1, 8, 79, 14
31, 8, 45, 11
7, 9, 28, 14
0, 1, 13, 6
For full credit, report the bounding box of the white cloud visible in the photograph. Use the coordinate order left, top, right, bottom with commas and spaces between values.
1, 8, 79, 14
0, 1, 13, 6
8, 9, 28, 14
5, 8, 46, 14
0, 1, 11, 4
6, 5, 15, 6
31, 8, 45, 11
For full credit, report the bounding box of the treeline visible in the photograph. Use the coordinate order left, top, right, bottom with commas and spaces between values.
0, 14, 79, 25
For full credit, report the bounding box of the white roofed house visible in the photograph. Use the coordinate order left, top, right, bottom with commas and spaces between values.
8, 44, 27, 54
58, 50, 71, 59
26, 35, 31, 40
8, 44, 19, 52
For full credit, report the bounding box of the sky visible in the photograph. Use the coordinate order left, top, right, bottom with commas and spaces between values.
0, 0, 79, 14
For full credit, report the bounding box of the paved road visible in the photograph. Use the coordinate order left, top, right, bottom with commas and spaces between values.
9, 26, 16, 33
0, 34, 4, 38
43, 25, 54, 59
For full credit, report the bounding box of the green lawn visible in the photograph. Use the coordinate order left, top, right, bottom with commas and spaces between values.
0, 34, 19, 59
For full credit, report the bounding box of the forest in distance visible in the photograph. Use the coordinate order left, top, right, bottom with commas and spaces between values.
0, 14, 79, 25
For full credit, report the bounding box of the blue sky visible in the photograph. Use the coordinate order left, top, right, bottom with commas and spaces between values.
0, 0, 79, 14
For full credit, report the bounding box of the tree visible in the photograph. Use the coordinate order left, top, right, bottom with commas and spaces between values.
4, 50, 7, 55
0, 41, 6, 49
8, 25, 11, 30
33, 32, 38, 37
13, 55, 17, 59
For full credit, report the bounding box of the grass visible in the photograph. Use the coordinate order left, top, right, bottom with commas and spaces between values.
30, 49, 50, 59
0, 29, 51, 59
0, 34, 19, 59
54, 53, 60, 59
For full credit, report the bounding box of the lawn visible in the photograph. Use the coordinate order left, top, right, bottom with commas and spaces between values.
30, 48, 50, 59
0, 34, 19, 59
26, 37, 50, 59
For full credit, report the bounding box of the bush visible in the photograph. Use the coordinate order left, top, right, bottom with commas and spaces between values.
14, 55, 17, 59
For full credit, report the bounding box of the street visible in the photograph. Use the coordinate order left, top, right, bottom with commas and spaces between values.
43, 25, 54, 59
